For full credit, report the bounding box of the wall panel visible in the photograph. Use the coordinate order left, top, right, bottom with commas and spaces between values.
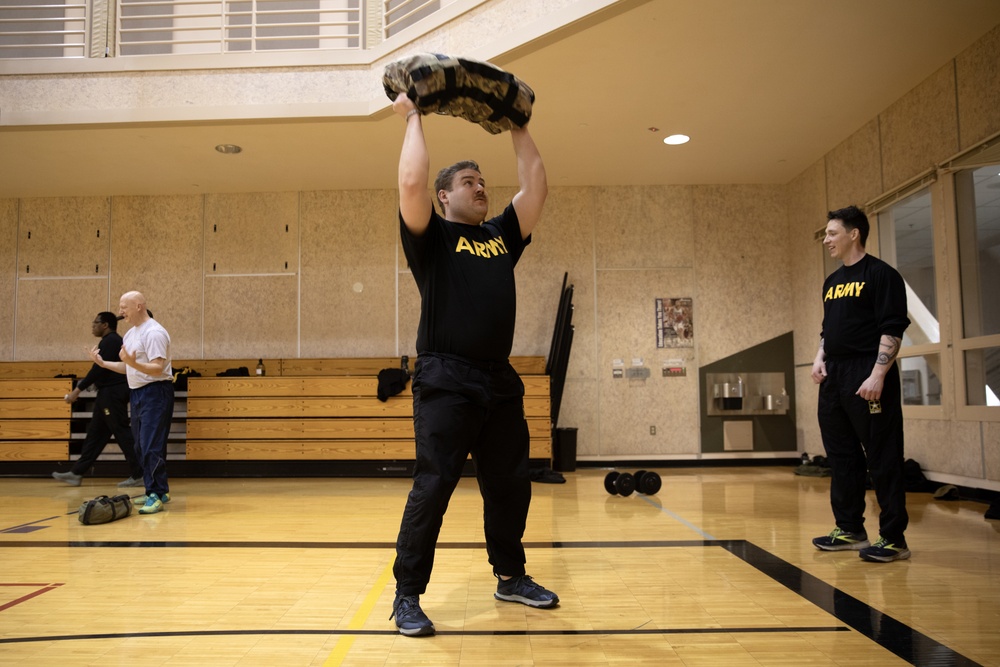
300, 189, 397, 358
595, 268, 700, 456
905, 418, 985, 479
594, 185, 694, 270
786, 159, 828, 366
17, 197, 109, 278
879, 63, 959, 190
784, 160, 828, 454
0, 200, 16, 359
111, 195, 205, 359
204, 192, 298, 275
955, 23, 1000, 150
692, 185, 791, 366
514, 187, 595, 363
14, 278, 110, 360
826, 119, 882, 211
794, 366, 821, 455
203, 275, 298, 358
985, 422, 1000, 482
559, 377, 597, 456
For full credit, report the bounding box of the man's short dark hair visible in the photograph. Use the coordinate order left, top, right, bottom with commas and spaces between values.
828, 205, 869, 247
96, 311, 118, 330
433, 160, 480, 214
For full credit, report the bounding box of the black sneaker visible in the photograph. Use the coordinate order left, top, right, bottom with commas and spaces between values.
812, 527, 870, 551
495, 575, 559, 608
859, 537, 911, 562
390, 595, 435, 636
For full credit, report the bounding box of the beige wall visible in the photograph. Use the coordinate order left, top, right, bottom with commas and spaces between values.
0, 179, 790, 461
1, 25, 998, 483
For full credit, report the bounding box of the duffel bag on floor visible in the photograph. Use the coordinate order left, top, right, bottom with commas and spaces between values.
78, 494, 133, 525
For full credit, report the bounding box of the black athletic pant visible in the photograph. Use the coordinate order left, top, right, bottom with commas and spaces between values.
393, 353, 532, 596
72, 382, 142, 480
818, 355, 908, 544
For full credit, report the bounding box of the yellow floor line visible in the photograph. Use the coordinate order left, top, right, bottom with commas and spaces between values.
323, 560, 394, 666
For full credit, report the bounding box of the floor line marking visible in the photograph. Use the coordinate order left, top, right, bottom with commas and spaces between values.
0, 625, 851, 645
0, 583, 64, 612
323, 559, 394, 666
638, 495, 717, 540
0, 516, 61, 532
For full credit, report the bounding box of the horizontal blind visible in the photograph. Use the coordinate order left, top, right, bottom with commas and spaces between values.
118, 0, 364, 55
383, 0, 438, 38
0, 0, 89, 59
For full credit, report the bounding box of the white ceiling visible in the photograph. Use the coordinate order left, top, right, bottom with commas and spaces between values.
2, 0, 1000, 198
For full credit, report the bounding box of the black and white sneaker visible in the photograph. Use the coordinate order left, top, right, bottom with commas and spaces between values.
390, 594, 435, 636
812, 527, 870, 551
495, 575, 559, 608
859, 537, 911, 562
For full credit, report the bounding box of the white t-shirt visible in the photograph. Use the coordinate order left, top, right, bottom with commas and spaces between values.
122, 318, 172, 389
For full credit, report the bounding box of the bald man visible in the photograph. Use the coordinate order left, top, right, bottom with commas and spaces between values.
90, 291, 174, 514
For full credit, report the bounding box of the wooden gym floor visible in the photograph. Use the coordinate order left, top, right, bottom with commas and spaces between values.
0, 466, 997, 666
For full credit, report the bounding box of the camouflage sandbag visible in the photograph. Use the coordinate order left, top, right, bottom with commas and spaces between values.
78, 494, 133, 525
383, 53, 534, 134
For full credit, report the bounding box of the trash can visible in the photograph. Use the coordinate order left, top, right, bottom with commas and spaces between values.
552, 427, 577, 472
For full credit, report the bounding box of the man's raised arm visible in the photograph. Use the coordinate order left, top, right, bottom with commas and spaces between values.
394, 96, 433, 236
510, 126, 547, 240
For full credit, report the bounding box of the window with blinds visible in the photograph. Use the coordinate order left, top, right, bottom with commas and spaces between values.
117, 0, 363, 56
0, 0, 89, 59
1, 0, 451, 59
383, 0, 439, 38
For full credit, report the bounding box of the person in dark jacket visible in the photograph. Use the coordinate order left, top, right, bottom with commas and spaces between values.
52, 312, 142, 487
811, 206, 911, 562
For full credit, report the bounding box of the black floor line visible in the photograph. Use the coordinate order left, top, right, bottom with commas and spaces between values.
0, 626, 851, 645
0, 539, 984, 666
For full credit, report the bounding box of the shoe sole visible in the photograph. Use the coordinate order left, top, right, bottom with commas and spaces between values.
494, 593, 559, 608
133, 495, 170, 504
813, 541, 870, 551
138, 503, 163, 514
860, 549, 911, 562
397, 624, 435, 637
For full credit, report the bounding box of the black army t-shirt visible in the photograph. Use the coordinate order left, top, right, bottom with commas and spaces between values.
820, 254, 909, 358
401, 203, 529, 362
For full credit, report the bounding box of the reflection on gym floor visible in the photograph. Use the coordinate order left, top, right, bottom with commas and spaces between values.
1, 467, 997, 666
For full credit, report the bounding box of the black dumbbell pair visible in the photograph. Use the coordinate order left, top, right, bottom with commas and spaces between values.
604, 470, 662, 496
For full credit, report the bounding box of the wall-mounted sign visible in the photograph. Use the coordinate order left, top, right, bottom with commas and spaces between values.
663, 359, 686, 377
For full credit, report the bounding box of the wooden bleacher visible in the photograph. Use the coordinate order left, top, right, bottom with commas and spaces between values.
0, 357, 551, 465
185, 373, 550, 461
0, 378, 72, 461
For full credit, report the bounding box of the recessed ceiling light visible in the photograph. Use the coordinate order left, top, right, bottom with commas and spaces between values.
215, 144, 242, 154
663, 134, 690, 145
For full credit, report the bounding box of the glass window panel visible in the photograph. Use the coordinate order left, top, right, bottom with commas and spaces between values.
899, 355, 942, 406
878, 189, 939, 345
964, 347, 1000, 406
956, 164, 1000, 338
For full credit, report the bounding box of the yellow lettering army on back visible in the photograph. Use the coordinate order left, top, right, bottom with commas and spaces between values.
455, 235, 508, 257
824, 281, 866, 301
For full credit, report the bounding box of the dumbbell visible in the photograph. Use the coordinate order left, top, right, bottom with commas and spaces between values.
634, 470, 662, 495
604, 471, 636, 497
